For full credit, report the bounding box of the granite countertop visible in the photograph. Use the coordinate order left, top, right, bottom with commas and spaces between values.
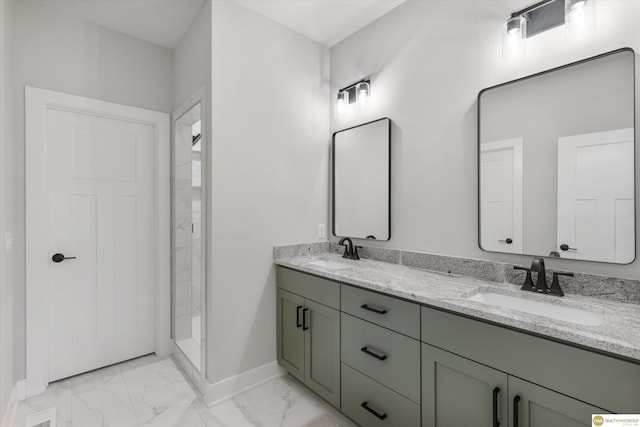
275, 252, 640, 364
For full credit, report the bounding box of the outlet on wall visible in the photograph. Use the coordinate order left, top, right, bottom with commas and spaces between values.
317, 224, 326, 239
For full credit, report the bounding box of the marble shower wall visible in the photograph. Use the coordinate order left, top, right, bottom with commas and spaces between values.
174, 121, 193, 342
192, 146, 202, 318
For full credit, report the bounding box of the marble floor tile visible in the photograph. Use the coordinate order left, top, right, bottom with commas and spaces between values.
208, 375, 356, 427
121, 358, 200, 425
71, 373, 138, 427
13, 355, 355, 427
13, 380, 73, 427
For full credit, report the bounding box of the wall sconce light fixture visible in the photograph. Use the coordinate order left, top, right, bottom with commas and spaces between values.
502, 0, 596, 59
336, 79, 371, 115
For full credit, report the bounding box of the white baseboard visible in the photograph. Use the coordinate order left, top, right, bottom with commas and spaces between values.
205, 361, 286, 406
1, 382, 21, 427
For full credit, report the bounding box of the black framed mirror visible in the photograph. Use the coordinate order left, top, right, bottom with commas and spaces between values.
332, 117, 391, 240
478, 48, 635, 264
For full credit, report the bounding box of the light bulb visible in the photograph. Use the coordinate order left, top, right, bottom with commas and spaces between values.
503, 16, 526, 60
356, 82, 370, 106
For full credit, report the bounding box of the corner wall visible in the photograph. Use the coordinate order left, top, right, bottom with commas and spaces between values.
0, 0, 16, 419
330, 0, 640, 279
208, 0, 330, 384
10, 1, 174, 381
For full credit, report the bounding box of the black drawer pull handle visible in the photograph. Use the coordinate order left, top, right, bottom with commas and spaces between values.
492, 387, 500, 427
360, 304, 387, 315
513, 395, 520, 427
296, 305, 303, 328
361, 346, 388, 361
361, 401, 387, 420
302, 308, 309, 330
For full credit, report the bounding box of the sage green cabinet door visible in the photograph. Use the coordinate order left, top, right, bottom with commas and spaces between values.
276, 289, 304, 383
509, 377, 609, 427
422, 343, 508, 427
305, 299, 341, 408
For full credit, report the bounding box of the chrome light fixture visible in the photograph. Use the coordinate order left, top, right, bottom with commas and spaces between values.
336, 79, 371, 115
502, 0, 595, 59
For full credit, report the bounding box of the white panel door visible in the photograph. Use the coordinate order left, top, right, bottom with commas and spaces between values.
557, 128, 634, 263
480, 139, 524, 253
46, 107, 156, 381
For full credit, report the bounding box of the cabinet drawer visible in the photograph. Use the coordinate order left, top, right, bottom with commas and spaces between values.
341, 284, 420, 338
342, 363, 420, 427
421, 306, 640, 413
341, 313, 420, 403
277, 267, 340, 309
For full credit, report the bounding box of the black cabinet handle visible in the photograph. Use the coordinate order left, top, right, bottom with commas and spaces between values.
361, 346, 388, 361
493, 387, 500, 427
513, 395, 520, 427
302, 308, 309, 330
360, 304, 387, 315
361, 401, 387, 420
52, 253, 76, 263
296, 305, 303, 328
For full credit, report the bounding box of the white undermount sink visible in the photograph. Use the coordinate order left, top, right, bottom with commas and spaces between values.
308, 260, 350, 270
465, 291, 604, 326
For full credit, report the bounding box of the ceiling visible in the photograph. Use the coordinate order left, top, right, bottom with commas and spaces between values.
235, 0, 407, 47
32, 0, 206, 49
33, 0, 406, 49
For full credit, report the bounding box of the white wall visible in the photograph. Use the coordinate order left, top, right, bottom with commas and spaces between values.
173, 0, 211, 110
330, 0, 640, 279
209, 0, 329, 382
0, 0, 15, 418
10, 1, 174, 380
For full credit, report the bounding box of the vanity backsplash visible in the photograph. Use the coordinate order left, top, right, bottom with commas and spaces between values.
273, 242, 640, 305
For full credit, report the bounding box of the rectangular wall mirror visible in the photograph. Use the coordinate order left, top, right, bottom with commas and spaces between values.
333, 117, 391, 240
478, 48, 635, 264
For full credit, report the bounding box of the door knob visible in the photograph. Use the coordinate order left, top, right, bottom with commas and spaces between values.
559, 244, 577, 251
52, 253, 76, 263
498, 238, 513, 244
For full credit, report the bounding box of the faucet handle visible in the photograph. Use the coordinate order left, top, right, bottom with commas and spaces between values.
549, 271, 574, 297
514, 266, 535, 291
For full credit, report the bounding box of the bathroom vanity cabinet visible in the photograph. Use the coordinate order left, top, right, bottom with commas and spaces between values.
276, 268, 341, 408
276, 266, 639, 427
422, 343, 605, 427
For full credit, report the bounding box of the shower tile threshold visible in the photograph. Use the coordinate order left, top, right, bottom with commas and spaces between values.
13, 354, 355, 427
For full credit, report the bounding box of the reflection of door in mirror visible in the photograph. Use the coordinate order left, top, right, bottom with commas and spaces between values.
480, 139, 523, 253
557, 128, 634, 263
173, 92, 206, 373
478, 48, 635, 264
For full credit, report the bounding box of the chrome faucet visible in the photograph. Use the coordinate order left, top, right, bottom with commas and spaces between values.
338, 237, 361, 260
